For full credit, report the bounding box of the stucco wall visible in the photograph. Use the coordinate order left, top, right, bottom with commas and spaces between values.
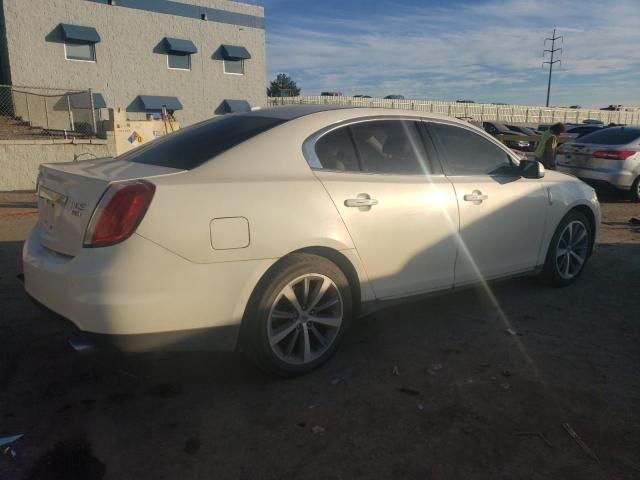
0, 139, 115, 191
1, 0, 266, 126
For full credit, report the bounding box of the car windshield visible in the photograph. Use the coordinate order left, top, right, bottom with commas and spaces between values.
577, 127, 640, 145
519, 127, 535, 135
120, 115, 286, 170
493, 123, 511, 133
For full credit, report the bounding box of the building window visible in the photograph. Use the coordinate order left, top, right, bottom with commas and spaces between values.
64, 42, 96, 62
167, 53, 191, 70
224, 58, 244, 75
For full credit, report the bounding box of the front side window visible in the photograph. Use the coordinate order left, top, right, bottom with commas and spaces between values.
350, 120, 431, 175
224, 59, 244, 75
314, 127, 360, 172
430, 123, 515, 176
65, 42, 95, 62
167, 53, 191, 70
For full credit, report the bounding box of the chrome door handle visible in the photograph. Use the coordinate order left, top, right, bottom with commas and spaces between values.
344, 193, 378, 210
463, 190, 488, 203
345, 198, 378, 207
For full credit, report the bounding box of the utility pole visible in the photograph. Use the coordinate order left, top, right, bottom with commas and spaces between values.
543, 28, 562, 107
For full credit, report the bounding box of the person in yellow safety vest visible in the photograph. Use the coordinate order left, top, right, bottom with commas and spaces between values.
534, 123, 565, 170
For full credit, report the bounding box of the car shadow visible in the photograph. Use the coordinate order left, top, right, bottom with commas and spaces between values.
586, 182, 631, 204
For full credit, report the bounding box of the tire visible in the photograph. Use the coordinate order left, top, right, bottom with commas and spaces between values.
630, 177, 640, 203
541, 210, 593, 287
242, 253, 352, 377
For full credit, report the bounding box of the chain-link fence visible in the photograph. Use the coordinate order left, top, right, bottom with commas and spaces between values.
268, 96, 640, 126
0, 85, 103, 140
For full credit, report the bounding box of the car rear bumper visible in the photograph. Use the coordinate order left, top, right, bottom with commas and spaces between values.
27, 291, 241, 353
556, 165, 635, 190
22, 226, 275, 352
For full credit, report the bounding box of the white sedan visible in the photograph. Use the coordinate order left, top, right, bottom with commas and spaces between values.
24, 106, 600, 375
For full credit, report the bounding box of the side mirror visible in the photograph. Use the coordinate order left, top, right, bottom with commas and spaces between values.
520, 159, 545, 179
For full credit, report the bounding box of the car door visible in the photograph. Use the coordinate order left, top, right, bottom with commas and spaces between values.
427, 121, 548, 286
305, 118, 460, 299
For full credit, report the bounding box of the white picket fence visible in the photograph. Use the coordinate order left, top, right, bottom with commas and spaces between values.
267, 96, 640, 126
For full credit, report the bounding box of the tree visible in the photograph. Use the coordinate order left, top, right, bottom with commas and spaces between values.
267, 73, 300, 97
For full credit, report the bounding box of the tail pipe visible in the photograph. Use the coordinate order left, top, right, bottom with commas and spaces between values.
69, 333, 95, 354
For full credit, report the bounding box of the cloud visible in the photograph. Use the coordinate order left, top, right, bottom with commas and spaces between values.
264, 0, 640, 106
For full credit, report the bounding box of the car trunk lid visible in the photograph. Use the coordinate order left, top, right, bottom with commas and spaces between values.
37, 157, 183, 257
557, 143, 625, 169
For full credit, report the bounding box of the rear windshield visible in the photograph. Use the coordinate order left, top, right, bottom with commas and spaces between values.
577, 127, 640, 145
120, 115, 286, 170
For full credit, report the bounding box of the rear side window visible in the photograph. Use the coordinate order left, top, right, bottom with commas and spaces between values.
314, 127, 360, 171
577, 127, 640, 145
430, 123, 515, 176
350, 120, 431, 175
121, 115, 286, 170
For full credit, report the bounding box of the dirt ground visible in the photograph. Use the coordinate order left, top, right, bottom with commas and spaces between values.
0, 189, 638, 480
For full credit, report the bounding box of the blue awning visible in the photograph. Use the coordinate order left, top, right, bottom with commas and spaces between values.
223, 99, 251, 113
220, 45, 251, 60
69, 92, 107, 109
60, 24, 101, 43
138, 95, 183, 111
163, 37, 197, 55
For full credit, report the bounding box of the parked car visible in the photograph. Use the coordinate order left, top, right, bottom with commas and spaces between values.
353, 95, 372, 98
456, 99, 475, 103
321, 92, 342, 96
24, 106, 600, 375
556, 126, 640, 201
538, 124, 551, 132
601, 105, 623, 111
583, 119, 604, 125
506, 125, 541, 136
564, 124, 603, 139
384, 94, 404, 100
569, 105, 582, 109
483, 121, 533, 151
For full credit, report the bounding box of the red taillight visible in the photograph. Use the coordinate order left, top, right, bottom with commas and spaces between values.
592, 150, 636, 160
83, 180, 155, 248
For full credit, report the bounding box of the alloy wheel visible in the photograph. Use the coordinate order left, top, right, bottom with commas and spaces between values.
267, 274, 343, 365
555, 220, 589, 280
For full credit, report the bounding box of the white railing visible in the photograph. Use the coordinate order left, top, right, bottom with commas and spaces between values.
267, 96, 640, 125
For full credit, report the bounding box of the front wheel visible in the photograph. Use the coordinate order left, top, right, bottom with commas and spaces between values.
541, 210, 592, 287
242, 253, 352, 377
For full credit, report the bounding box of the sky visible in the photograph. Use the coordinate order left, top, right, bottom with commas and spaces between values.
262, 0, 640, 108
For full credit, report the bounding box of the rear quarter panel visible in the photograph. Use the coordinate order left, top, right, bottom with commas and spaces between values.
134, 118, 357, 264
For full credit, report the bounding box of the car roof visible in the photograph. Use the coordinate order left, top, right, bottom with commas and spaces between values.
244, 105, 474, 127
601, 126, 640, 133
572, 126, 640, 144
245, 104, 351, 120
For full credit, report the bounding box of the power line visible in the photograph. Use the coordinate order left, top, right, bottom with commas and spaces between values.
543, 28, 563, 107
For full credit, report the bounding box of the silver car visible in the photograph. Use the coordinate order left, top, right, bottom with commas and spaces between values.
556, 127, 640, 201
